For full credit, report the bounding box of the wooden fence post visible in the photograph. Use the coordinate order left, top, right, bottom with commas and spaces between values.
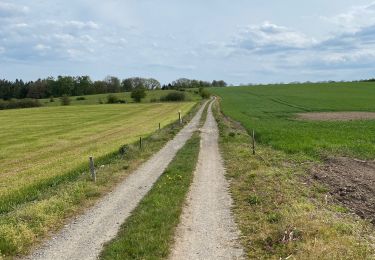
89, 156, 96, 182
178, 111, 182, 125
159, 123, 161, 131
139, 137, 143, 149
252, 130, 256, 155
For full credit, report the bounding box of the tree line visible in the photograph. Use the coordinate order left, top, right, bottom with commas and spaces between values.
0, 76, 227, 100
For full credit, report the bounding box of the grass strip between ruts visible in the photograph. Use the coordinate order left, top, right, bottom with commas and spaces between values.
100, 132, 201, 259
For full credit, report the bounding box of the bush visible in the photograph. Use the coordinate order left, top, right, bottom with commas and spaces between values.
150, 98, 159, 103
199, 87, 211, 99
160, 92, 186, 102
49, 96, 54, 102
0, 99, 42, 110
60, 95, 71, 106
131, 88, 146, 103
107, 94, 126, 104
76, 96, 86, 101
107, 94, 119, 104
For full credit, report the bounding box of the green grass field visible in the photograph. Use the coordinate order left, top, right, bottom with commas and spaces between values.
0, 103, 195, 214
212, 82, 375, 159
0, 102, 199, 257
213, 103, 374, 259
41, 90, 200, 106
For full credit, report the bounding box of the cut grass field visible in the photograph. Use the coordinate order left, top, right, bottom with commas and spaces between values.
213, 101, 375, 259
0, 102, 197, 257
41, 89, 200, 106
211, 82, 375, 159
100, 132, 200, 259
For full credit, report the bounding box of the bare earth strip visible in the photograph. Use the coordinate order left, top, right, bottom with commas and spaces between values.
170, 101, 244, 260
297, 112, 375, 121
24, 101, 207, 260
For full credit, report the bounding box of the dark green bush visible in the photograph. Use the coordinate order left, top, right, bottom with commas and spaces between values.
199, 87, 211, 99
107, 94, 119, 104
107, 94, 126, 104
76, 96, 86, 101
131, 88, 146, 103
0, 99, 42, 110
60, 95, 71, 106
160, 92, 186, 102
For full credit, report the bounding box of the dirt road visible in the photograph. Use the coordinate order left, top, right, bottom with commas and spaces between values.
25, 101, 207, 260
170, 101, 244, 260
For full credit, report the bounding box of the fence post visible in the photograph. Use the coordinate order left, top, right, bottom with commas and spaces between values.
89, 156, 96, 182
178, 111, 182, 125
252, 130, 256, 155
159, 123, 161, 131
139, 137, 143, 149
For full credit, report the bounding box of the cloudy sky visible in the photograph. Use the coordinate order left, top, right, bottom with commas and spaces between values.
1, 0, 375, 84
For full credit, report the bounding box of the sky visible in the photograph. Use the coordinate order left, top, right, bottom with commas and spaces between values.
1, 0, 375, 84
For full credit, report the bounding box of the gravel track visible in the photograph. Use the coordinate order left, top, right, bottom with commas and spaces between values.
170, 101, 244, 260
24, 101, 207, 260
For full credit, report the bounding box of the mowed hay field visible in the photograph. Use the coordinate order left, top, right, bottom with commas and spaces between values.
212, 82, 375, 159
0, 103, 194, 215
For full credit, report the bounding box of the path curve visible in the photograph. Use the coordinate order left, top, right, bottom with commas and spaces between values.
25, 101, 208, 260
170, 101, 244, 260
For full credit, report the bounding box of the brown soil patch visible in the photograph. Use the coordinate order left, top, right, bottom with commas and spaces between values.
311, 157, 375, 223
297, 112, 375, 121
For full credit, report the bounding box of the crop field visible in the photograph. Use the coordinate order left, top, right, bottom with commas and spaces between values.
212, 82, 375, 159
0, 102, 195, 215
41, 89, 200, 106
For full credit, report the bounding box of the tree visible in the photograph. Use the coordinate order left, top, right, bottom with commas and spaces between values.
131, 87, 146, 103
212, 80, 227, 87
104, 76, 121, 93
144, 78, 161, 90
121, 78, 134, 92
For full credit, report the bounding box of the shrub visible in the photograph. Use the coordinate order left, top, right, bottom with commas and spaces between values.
49, 96, 55, 102
107, 94, 119, 104
199, 87, 211, 99
76, 96, 86, 101
131, 88, 146, 103
107, 94, 126, 104
150, 98, 159, 103
0, 99, 42, 110
60, 95, 71, 106
160, 92, 186, 102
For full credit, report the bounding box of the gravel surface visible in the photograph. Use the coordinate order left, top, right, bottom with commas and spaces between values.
170, 101, 244, 260
24, 101, 207, 260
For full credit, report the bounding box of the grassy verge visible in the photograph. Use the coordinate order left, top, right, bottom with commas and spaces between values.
100, 132, 201, 259
0, 102, 203, 258
213, 100, 375, 259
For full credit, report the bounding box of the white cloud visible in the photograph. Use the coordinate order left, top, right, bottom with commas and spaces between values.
322, 2, 375, 31
230, 22, 315, 53
34, 44, 51, 51
0, 2, 29, 17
